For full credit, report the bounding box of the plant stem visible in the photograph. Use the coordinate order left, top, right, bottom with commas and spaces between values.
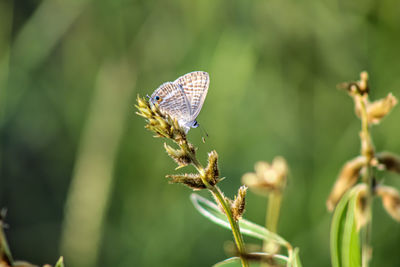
361, 166, 373, 267
181, 141, 249, 267
356, 94, 374, 267
267, 191, 282, 236
212, 186, 248, 267
263, 191, 282, 252
260, 191, 282, 267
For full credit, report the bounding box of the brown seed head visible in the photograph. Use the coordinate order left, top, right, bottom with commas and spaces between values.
136, 95, 186, 143
164, 143, 192, 168
231, 186, 248, 221
327, 156, 367, 211
166, 173, 207, 190
242, 157, 288, 196
205, 150, 220, 185
337, 72, 369, 97
376, 151, 400, 174
359, 71, 369, 93
366, 93, 398, 125
376, 185, 400, 222
353, 183, 369, 231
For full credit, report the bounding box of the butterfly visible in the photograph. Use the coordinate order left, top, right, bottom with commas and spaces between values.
149, 71, 209, 133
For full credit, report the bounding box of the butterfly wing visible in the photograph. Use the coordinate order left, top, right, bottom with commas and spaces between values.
150, 82, 192, 126
173, 71, 209, 120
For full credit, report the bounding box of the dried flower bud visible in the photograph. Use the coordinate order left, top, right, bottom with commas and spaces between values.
231, 186, 247, 221
327, 156, 367, 211
359, 71, 369, 93
359, 130, 375, 159
366, 93, 398, 125
337, 72, 370, 105
242, 157, 288, 196
376, 185, 400, 222
166, 173, 206, 190
376, 152, 400, 174
337, 82, 358, 94
205, 150, 220, 185
353, 184, 369, 231
164, 143, 192, 168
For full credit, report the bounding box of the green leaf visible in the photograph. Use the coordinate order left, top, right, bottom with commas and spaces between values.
330, 191, 351, 267
330, 189, 361, 267
0, 219, 14, 265
55, 256, 65, 267
190, 193, 289, 247
342, 190, 361, 267
290, 247, 303, 267
214, 257, 244, 267
213, 253, 289, 267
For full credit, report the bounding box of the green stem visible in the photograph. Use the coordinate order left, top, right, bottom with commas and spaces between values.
181, 141, 249, 267
263, 191, 282, 253
212, 186, 248, 267
361, 166, 373, 267
267, 191, 282, 234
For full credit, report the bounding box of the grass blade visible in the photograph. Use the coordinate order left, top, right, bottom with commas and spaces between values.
55, 256, 65, 267
191, 193, 289, 247
330, 188, 361, 267
214, 253, 289, 267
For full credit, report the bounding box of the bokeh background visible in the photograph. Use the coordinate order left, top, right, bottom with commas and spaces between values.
1, 0, 400, 266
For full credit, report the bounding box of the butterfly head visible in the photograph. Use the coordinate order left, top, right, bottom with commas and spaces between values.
150, 95, 163, 105
191, 120, 199, 128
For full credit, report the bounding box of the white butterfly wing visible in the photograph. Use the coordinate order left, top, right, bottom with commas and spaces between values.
151, 82, 192, 125
173, 71, 209, 120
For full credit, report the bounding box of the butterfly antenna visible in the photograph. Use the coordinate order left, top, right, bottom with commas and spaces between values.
198, 123, 209, 143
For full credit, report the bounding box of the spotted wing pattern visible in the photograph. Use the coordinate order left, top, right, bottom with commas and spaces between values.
173, 71, 209, 120
150, 82, 191, 124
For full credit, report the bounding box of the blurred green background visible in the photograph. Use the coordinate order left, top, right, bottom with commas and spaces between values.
1, 0, 400, 266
